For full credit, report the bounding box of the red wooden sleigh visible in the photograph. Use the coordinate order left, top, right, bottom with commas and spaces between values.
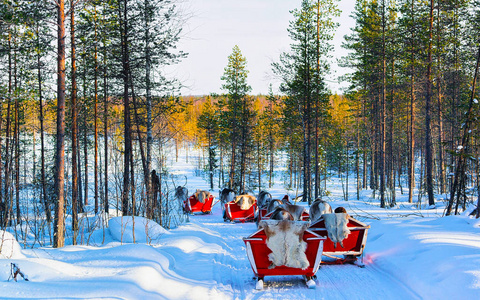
183, 194, 215, 214
224, 201, 258, 223
309, 216, 370, 265
243, 221, 325, 289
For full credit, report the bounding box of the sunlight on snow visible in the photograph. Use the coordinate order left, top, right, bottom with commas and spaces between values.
412, 232, 480, 249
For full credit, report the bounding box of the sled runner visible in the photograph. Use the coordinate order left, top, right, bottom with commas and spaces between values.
183, 194, 215, 214
224, 201, 258, 223
309, 216, 370, 265
243, 220, 325, 289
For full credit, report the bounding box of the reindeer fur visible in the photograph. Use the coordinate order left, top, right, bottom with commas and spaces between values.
282, 204, 306, 221
195, 189, 210, 204
266, 199, 283, 213
220, 188, 236, 205
257, 191, 272, 209
309, 199, 333, 222
259, 220, 309, 270
235, 195, 256, 210
323, 213, 351, 248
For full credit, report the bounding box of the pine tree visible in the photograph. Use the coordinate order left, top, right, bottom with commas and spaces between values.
221, 45, 252, 193
273, 0, 339, 204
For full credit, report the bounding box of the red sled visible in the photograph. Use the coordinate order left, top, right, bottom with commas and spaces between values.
309, 216, 370, 265
259, 209, 310, 222
224, 201, 258, 223
243, 221, 325, 289
183, 194, 215, 214
258, 208, 269, 220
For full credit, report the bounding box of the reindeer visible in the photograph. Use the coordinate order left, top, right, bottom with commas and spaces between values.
269, 207, 294, 221
266, 199, 284, 214
175, 186, 188, 205
281, 203, 306, 221
309, 198, 333, 222
256, 191, 272, 209
220, 188, 236, 206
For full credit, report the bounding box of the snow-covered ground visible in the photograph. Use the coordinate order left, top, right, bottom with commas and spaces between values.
1, 152, 480, 299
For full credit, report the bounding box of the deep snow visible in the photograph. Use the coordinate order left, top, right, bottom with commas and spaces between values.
1, 153, 480, 299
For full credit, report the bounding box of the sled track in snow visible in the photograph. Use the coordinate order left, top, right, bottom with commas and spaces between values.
189, 208, 422, 300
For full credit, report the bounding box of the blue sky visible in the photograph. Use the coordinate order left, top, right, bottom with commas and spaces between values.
169, 0, 355, 96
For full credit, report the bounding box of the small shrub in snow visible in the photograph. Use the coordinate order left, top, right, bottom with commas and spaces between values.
108, 216, 169, 244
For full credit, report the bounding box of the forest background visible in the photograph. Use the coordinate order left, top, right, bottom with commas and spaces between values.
0, 0, 480, 248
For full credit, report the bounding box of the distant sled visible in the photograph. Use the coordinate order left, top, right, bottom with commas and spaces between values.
243, 220, 325, 289
183, 194, 215, 214
224, 200, 258, 223
309, 216, 370, 265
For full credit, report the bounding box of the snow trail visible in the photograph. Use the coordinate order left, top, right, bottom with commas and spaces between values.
161, 202, 420, 299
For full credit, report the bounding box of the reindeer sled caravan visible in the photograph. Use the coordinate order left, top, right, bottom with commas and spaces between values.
220, 189, 258, 223
176, 187, 215, 215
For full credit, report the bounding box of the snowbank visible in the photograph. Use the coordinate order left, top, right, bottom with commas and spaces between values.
0, 231, 25, 259
366, 214, 480, 299
108, 216, 169, 244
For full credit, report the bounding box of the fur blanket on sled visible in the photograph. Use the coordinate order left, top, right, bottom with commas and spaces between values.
258, 220, 310, 270
323, 213, 351, 248
195, 189, 210, 203
235, 195, 256, 210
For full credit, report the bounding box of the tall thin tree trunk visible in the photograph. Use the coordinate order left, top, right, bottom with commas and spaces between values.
314, 0, 321, 200
144, 0, 153, 218
83, 65, 88, 207
3, 27, 13, 228
121, 0, 131, 216
408, 0, 416, 204
71, 1, 78, 244
103, 17, 109, 215
14, 33, 20, 225
54, 0, 66, 248
379, 0, 387, 208
425, 0, 435, 206
436, 5, 446, 195
36, 21, 51, 225
94, 6, 99, 214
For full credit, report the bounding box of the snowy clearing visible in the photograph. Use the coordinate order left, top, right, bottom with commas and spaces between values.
1, 158, 480, 299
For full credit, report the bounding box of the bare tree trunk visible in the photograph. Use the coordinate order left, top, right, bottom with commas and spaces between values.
71, 1, 78, 244
144, 0, 153, 217
54, 0, 66, 248
425, 0, 435, 206
94, 6, 99, 214
435, 5, 446, 195
229, 140, 236, 190
314, 0, 320, 200
379, 0, 386, 208
130, 77, 149, 213
36, 21, 51, 225
103, 15, 109, 215
3, 27, 13, 228
14, 33, 20, 225
121, 0, 132, 216
83, 66, 88, 207
389, 60, 396, 206
408, 0, 416, 204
